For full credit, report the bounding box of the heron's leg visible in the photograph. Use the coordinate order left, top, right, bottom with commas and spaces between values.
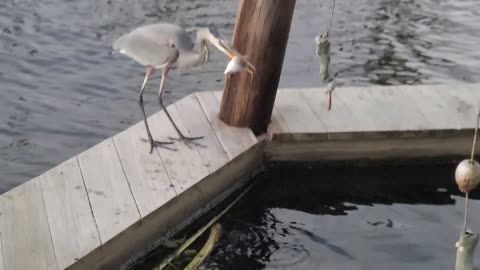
157, 67, 203, 144
138, 66, 174, 154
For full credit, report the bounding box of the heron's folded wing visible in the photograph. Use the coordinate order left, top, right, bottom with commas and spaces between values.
113, 32, 178, 68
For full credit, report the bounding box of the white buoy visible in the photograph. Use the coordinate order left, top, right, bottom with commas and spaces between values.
455, 159, 480, 193
455, 111, 480, 233
456, 111, 480, 193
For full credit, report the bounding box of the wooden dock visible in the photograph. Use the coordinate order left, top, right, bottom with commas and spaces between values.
1, 83, 480, 270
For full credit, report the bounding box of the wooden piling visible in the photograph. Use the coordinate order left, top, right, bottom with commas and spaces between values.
219, 0, 296, 134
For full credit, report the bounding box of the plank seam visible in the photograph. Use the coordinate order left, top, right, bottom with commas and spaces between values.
0, 233, 6, 270
75, 156, 103, 245
111, 139, 143, 218
298, 90, 331, 132
296, 89, 330, 132
38, 179, 60, 270
195, 92, 235, 160
153, 149, 179, 197
213, 91, 258, 143
153, 112, 179, 197
190, 93, 230, 163
168, 100, 218, 175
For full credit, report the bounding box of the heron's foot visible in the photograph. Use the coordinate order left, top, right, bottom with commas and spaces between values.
168, 135, 205, 149
140, 138, 176, 153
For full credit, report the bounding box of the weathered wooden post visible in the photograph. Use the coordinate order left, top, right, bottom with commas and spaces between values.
219, 0, 296, 134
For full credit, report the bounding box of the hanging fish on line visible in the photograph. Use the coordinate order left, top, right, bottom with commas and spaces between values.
315, 32, 331, 82
324, 79, 335, 111
315, 0, 336, 110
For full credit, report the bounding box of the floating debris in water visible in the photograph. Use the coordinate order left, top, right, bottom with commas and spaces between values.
366, 218, 393, 228
184, 223, 222, 270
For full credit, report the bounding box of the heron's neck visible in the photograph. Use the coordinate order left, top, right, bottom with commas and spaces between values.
177, 39, 208, 68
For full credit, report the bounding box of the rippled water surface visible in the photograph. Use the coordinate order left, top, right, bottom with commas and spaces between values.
1, 0, 480, 191
130, 163, 480, 270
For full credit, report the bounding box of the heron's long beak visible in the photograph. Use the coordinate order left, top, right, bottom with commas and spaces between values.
207, 34, 255, 75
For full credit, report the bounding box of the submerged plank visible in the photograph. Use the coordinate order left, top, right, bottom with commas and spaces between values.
274, 89, 327, 133
196, 91, 257, 159
40, 157, 100, 269
77, 138, 140, 244
113, 121, 176, 218
174, 94, 229, 173
0, 179, 58, 270
149, 106, 210, 194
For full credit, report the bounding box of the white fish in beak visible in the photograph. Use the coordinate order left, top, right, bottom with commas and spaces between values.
224, 56, 246, 74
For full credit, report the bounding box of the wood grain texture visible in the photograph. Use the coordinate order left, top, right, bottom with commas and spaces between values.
220, 0, 257, 126
400, 84, 462, 130
0, 232, 5, 270
274, 89, 327, 133
149, 105, 210, 195
360, 85, 430, 130
267, 109, 290, 141
437, 83, 480, 128
40, 157, 100, 269
197, 91, 257, 159
266, 133, 477, 162
77, 138, 140, 244
335, 86, 394, 131
220, 0, 297, 133
299, 88, 361, 132
174, 93, 229, 173
0, 179, 58, 270
113, 121, 176, 218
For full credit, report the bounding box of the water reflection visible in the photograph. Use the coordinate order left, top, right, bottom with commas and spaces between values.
180, 163, 477, 270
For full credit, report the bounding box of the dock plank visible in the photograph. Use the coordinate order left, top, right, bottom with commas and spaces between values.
113, 122, 176, 218
299, 88, 364, 132
77, 139, 140, 243
274, 89, 327, 133
0, 232, 5, 270
407, 84, 464, 130
335, 87, 396, 131
196, 91, 257, 159
149, 106, 210, 194
0, 179, 58, 270
174, 93, 229, 173
40, 157, 101, 269
267, 109, 290, 140
365, 85, 431, 130
439, 84, 480, 128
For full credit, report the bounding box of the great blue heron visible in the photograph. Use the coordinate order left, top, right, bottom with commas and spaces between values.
113, 22, 255, 153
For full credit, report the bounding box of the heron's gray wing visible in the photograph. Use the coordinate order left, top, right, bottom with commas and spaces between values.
113, 31, 179, 67
133, 23, 194, 52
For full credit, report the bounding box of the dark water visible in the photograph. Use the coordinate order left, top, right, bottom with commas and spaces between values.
130, 162, 480, 270
1, 0, 480, 192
